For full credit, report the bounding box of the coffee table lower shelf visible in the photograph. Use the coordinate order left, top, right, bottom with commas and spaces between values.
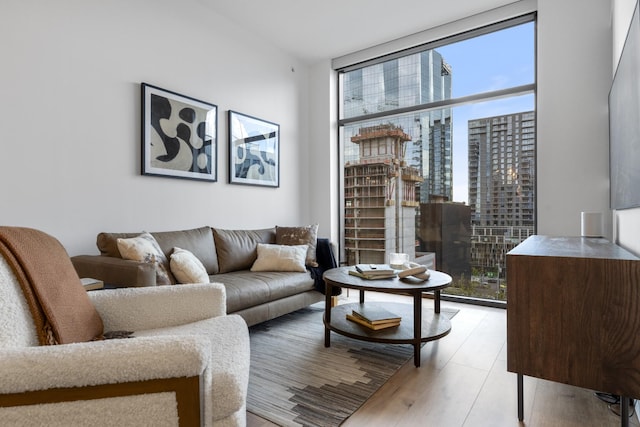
324, 302, 451, 354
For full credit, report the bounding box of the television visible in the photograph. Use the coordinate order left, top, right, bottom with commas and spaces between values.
610, 1, 640, 210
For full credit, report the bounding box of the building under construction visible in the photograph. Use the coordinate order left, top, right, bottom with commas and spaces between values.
344, 124, 423, 265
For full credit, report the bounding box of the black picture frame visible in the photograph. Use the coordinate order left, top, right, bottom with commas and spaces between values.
228, 110, 280, 187
141, 83, 218, 182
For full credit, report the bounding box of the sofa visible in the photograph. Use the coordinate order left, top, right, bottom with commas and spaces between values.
71, 226, 339, 326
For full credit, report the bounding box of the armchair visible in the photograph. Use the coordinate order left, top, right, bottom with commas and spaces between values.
0, 227, 250, 427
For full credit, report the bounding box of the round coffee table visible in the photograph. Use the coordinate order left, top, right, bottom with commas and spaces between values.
322, 266, 453, 367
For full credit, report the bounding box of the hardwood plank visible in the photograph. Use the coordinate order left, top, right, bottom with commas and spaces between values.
247, 296, 640, 427
450, 307, 505, 371
529, 379, 638, 427
463, 352, 538, 427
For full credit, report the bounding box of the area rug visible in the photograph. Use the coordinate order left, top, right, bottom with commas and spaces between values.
247, 304, 458, 427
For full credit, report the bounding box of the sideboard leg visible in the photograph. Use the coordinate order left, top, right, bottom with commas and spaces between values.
621, 396, 630, 427
517, 373, 524, 421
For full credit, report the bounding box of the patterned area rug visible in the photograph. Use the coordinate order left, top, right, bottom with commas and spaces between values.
247, 303, 458, 427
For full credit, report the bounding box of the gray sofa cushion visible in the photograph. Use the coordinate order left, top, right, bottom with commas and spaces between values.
97, 227, 219, 275
213, 228, 275, 273
211, 270, 315, 313
152, 227, 218, 275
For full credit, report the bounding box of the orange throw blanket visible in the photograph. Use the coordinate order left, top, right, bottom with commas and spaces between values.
0, 227, 103, 345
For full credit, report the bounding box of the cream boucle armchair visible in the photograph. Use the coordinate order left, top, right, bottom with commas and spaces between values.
0, 227, 250, 427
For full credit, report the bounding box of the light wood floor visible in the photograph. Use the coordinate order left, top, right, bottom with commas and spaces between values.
247, 292, 639, 427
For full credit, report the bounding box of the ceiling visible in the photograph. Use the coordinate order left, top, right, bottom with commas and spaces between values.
202, 0, 519, 64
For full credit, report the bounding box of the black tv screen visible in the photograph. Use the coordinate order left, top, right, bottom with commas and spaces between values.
610, 1, 640, 210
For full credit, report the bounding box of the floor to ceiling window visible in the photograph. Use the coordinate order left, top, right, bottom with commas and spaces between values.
337, 14, 536, 304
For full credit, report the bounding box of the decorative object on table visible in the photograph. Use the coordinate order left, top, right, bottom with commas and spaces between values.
228, 110, 279, 187
141, 83, 218, 182
388, 252, 409, 269
398, 263, 430, 282
247, 305, 459, 427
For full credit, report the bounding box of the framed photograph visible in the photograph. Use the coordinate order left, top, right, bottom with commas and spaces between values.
228, 110, 280, 187
141, 83, 217, 181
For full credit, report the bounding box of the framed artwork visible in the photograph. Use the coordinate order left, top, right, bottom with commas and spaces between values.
228, 110, 280, 187
141, 83, 218, 181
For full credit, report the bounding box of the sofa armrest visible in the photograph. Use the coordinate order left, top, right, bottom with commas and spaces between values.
0, 335, 208, 393
88, 283, 227, 331
71, 255, 157, 287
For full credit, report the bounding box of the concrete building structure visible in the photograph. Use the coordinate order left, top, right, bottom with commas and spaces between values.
344, 124, 422, 265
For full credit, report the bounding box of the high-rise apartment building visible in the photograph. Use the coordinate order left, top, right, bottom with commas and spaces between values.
467, 111, 536, 272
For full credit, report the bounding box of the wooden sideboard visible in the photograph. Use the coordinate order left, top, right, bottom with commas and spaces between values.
507, 235, 640, 425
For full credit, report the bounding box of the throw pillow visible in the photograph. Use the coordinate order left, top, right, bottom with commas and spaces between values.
170, 247, 209, 284
117, 232, 174, 285
276, 224, 319, 267
250, 243, 308, 272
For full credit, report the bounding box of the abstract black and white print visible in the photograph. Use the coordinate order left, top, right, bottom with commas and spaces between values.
142, 83, 217, 181
228, 110, 279, 187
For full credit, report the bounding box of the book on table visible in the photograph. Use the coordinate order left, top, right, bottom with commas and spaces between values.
351, 305, 402, 325
348, 270, 396, 280
355, 264, 395, 275
351, 264, 397, 280
346, 313, 400, 330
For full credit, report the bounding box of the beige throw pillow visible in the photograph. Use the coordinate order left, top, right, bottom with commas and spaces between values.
170, 247, 209, 284
117, 232, 174, 285
250, 243, 308, 272
276, 224, 319, 267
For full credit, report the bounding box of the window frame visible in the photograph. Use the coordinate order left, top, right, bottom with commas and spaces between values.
335, 12, 537, 308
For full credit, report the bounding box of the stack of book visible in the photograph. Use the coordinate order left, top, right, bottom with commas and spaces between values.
346, 305, 401, 330
348, 264, 397, 280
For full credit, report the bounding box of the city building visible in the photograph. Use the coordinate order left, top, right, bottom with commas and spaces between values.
342, 50, 453, 265
467, 111, 536, 274
344, 124, 422, 265
418, 199, 471, 277
342, 50, 452, 202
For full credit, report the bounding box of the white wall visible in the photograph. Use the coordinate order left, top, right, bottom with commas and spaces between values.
536, 0, 613, 239
307, 60, 340, 245
0, 0, 310, 255
612, 0, 640, 256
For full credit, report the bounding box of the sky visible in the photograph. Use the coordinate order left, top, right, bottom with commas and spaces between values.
437, 22, 535, 203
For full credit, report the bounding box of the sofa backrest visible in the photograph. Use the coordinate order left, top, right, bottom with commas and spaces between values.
212, 228, 275, 273
0, 254, 39, 348
97, 226, 219, 275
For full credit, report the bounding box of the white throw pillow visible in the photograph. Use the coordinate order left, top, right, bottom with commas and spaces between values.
117, 232, 174, 285
170, 247, 209, 284
250, 243, 308, 272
